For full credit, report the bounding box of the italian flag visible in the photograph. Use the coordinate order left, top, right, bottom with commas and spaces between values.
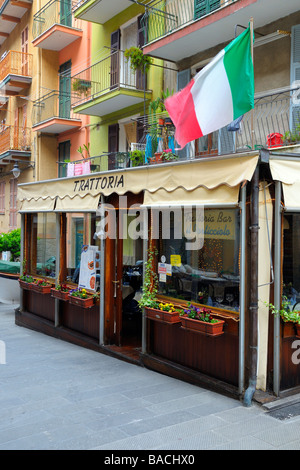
165, 26, 254, 148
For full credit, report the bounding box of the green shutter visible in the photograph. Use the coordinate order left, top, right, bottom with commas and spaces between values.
194, 0, 220, 20
60, 0, 72, 27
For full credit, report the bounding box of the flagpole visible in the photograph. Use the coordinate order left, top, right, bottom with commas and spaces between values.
250, 17, 255, 150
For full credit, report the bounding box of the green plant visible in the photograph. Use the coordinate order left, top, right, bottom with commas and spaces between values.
158, 302, 185, 315
77, 143, 90, 160
265, 296, 300, 324
0, 229, 21, 260
129, 149, 144, 167
124, 47, 152, 73
161, 151, 178, 162
55, 283, 69, 292
283, 123, 300, 144
72, 78, 91, 95
69, 288, 90, 299
138, 245, 159, 309
34, 279, 50, 287
182, 303, 219, 323
19, 274, 34, 283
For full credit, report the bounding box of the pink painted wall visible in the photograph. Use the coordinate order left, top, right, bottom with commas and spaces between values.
57, 18, 91, 165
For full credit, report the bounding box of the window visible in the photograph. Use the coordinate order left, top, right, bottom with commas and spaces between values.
9, 178, 17, 229
31, 213, 57, 278
157, 207, 240, 312
0, 181, 5, 214
282, 213, 300, 309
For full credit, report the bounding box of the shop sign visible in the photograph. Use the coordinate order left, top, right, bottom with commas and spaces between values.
78, 245, 97, 291
203, 209, 235, 240
73, 174, 124, 193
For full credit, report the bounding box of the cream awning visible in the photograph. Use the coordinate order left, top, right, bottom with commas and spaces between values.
270, 158, 300, 210
54, 194, 100, 212
19, 197, 55, 213
18, 153, 259, 213
143, 185, 240, 207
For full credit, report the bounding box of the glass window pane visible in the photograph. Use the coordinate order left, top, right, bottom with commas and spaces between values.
33, 213, 56, 278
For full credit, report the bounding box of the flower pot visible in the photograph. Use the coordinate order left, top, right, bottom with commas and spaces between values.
158, 118, 165, 126
19, 280, 33, 290
51, 288, 70, 301
145, 307, 181, 324
31, 284, 52, 294
68, 294, 94, 308
180, 315, 225, 336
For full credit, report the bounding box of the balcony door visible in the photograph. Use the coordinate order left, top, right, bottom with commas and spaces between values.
60, 0, 72, 27
21, 27, 29, 76
59, 60, 71, 118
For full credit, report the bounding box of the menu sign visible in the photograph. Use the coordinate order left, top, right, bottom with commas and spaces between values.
78, 245, 97, 291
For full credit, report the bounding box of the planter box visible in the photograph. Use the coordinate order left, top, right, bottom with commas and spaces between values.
51, 288, 70, 301
145, 307, 181, 324
19, 280, 33, 290
31, 284, 52, 294
282, 321, 296, 338
180, 315, 225, 336
295, 323, 300, 337
68, 295, 94, 309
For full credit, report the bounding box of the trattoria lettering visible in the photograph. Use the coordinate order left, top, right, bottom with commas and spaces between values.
73, 175, 124, 193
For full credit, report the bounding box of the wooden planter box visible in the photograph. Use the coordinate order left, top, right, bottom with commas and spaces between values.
180, 315, 225, 336
296, 323, 300, 337
68, 295, 94, 309
31, 284, 52, 294
145, 307, 181, 324
19, 280, 33, 290
51, 288, 69, 301
282, 321, 296, 338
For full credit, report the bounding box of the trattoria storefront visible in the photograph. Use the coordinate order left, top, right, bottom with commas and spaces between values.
16, 150, 300, 401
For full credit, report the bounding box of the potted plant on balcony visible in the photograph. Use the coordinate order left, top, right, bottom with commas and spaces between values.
31, 278, 52, 294
124, 47, 152, 73
180, 303, 225, 336
68, 288, 94, 308
129, 149, 144, 167
72, 78, 91, 95
51, 283, 70, 301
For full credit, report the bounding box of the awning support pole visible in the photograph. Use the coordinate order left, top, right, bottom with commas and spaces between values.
244, 163, 259, 406
99, 195, 105, 346
239, 184, 247, 396
273, 181, 282, 396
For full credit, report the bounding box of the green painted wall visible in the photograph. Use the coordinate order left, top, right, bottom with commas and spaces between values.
89, 4, 164, 157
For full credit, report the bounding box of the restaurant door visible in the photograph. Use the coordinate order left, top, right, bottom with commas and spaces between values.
104, 193, 143, 347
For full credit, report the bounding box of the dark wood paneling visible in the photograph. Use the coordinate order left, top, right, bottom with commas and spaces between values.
62, 301, 99, 340
27, 291, 55, 322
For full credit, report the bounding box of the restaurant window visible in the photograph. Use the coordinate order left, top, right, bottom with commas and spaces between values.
282, 213, 300, 309
65, 213, 99, 286
31, 213, 56, 278
156, 207, 240, 312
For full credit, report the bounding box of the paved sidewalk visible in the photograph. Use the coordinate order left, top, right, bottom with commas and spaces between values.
1, 302, 300, 451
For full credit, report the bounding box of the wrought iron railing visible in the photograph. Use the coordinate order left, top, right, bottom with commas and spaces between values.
32, 91, 82, 126
141, 0, 236, 45
0, 126, 31, 154
0, 51, 33, 81
71, 48, 150, 108
33, 0, 80, 40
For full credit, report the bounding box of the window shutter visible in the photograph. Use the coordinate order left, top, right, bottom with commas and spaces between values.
291, 25, 300, 132
176, 69, 191, 158
194, 0, 220, 20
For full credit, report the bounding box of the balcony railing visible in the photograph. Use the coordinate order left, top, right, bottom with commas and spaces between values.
142, 0, 235, 45
71, 49, 149, 108
32, 91, 81, 127
33, 0, 79, 39
0, 126, 31, 155
0, 51, 33, 81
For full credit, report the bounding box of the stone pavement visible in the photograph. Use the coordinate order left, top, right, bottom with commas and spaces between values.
1, 302, 300, 451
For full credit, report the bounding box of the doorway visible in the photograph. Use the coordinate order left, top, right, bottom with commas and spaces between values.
104, 193, 144, 351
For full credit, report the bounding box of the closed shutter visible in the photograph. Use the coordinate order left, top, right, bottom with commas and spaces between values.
9, 178, 17, 229
136, 15, 146, 90
0, 181, 5, 214
110, 30, 120, 89
108, 124, 119, 170
291, 25, 300, 132
59, 60, 71, 118
60, 0, 72, 27
194, 0, 220, 20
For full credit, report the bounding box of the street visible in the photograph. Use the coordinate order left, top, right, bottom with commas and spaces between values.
1, 301, 300, 451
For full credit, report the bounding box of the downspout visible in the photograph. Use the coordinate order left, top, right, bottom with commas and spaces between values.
244, 163, 259, 406
239, 184, 246, 395
273, 181, 282, 396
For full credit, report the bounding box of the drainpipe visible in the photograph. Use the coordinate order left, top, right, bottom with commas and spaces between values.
239, 184, 246, 395
244, 163, 259, 406
273, 181, 281, 396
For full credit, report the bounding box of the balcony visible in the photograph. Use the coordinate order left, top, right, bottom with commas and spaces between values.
32, 91, 82, 133
0, 0, 32, 47
0, 125, 31, 164
0, 51, 32, 95
71, 49, 152, 117
73, 0, 147, 24
32, 0, 83, 51
61, 85, 300, 174
142, 0, 300, 62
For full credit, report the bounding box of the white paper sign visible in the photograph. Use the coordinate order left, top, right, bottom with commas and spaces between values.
78, 245, 96, 291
